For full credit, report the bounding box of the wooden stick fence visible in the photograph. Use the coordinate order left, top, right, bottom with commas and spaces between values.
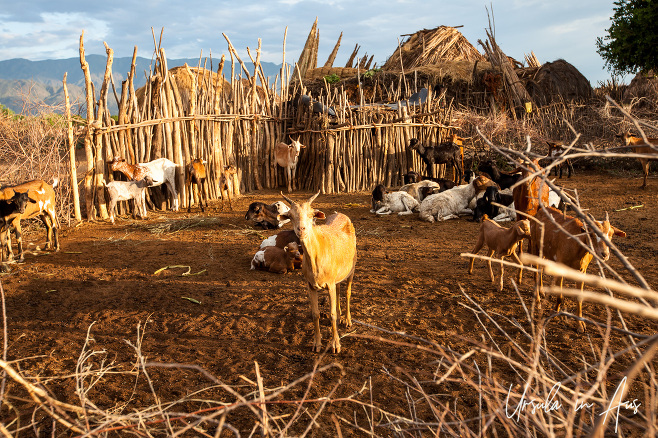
72, 34, 459, 220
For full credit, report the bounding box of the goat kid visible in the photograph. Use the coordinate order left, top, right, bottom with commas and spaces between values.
279, 192, 357, 353
185, 159, 209, 212
219, 165, 238, 210
617, 130, 658, 188
104, 177, 153, 224
468, 216, 531, 291
109, 156, 179, 211
274, 139, 305, 192
251, 242, 303, 274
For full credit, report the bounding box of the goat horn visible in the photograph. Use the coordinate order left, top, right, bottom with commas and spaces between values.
280, 192, 295, 206
308, 190, 321, 204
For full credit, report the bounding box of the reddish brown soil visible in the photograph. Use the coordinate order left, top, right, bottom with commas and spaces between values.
1, 170, 657, 436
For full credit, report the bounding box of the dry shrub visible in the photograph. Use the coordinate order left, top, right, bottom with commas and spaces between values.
0, 97, 73, 227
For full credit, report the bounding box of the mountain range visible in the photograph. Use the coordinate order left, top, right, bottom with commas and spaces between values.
0, 55, 282, 115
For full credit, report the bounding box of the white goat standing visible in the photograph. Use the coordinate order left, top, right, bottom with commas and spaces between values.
104, 177, 153, 224
279, 191, 357, 354
274, 139, 305, 193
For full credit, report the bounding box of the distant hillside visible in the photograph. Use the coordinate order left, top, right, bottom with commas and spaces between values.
0, 56, 282, 115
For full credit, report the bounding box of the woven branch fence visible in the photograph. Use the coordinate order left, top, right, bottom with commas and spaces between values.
73, 35, 459, 220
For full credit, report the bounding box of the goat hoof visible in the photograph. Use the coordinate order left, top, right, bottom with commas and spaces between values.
577, 322, 586, 333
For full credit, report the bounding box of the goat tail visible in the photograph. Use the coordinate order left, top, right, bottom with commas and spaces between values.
52, 177, 59, 189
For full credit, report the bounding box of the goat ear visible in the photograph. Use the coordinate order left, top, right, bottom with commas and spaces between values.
277, 213, 291, 222
313, 210, 326, 220
613, 227, 626, 237
27, 197, 38, 204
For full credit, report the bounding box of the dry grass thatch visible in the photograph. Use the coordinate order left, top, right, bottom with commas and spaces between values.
382, 26, 485, 72
136, 65, 232, 111
623, 70, 658, 108
304, 66, 359, 81
524, 59, 592, 105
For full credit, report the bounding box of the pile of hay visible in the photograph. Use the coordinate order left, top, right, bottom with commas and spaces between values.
524, 59, 592, 105
382, 26, 484, 72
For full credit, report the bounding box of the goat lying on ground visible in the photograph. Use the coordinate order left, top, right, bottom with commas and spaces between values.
274, 139, 305, 192
0, 178, 60, 262
419, 175, 487, 222
251, 242, 303, 274
372, 190, 420, 215
279, 192, 357, 353
530, 206, 626, 333
109, 156, 179, 211
219, 165, 238, 210
472, 186, 514, 222
185, 159, 208, 212
468, 216, 531, 291
245, 201, 290, 229
104, 177, 153, 224
370, 184, 387, 212
399, 180, 441, 202
546, 141, 574, 178
477, 159, 522, 190
408, 137, 463, 183
617, 130, 658, 188
259, 229, 301, 251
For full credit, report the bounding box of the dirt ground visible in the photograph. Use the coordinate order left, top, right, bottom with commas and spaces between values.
1, 170, 657, 436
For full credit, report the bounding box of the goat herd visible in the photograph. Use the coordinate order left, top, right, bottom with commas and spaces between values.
0, 130, 653, 351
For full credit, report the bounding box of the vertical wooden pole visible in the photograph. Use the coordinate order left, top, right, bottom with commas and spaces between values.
63, 73, 82, 222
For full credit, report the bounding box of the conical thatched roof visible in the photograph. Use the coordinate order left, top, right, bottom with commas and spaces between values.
623, 70, 658, 106
382, 26, 484, 71
524, 59, 592, 105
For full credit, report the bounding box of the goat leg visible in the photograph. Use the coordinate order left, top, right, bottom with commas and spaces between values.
308, 286, 322, 353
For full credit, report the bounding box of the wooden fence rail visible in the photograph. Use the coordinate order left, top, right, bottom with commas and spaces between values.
73, 35, 459, 220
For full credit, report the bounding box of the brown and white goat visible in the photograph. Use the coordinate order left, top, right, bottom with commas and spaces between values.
468, 215, 531, 291
185, 159, 208, 212
0, 179, 60, 262
274, 139, 305, 192
219, 165, 238, 210
530, 206, 626, 333
251, 242, 303, 274
109, 156, 179, 211
279, 192, 357, 353
617, 130, 658, 188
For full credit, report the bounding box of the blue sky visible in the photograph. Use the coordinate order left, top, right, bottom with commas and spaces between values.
0, 1, 629, 85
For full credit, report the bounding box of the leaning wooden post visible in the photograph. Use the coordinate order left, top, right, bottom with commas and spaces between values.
63, 73, 82, 222
79, 32, 97, 220
249, 39, 263, 190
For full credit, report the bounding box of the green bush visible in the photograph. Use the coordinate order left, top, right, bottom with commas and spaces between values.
324, 74, 340, 84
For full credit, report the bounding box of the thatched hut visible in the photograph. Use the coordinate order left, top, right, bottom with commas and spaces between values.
523, 59, 592, 105
382, 26, 484, 71
623, 70, 658, 107
136, 65, 233, 113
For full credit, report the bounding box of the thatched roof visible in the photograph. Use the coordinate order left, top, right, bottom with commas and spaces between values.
623, 70, 658, 106
382, 26, 484, 72
523, 59, 592, 105
136, 65, 231, 111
